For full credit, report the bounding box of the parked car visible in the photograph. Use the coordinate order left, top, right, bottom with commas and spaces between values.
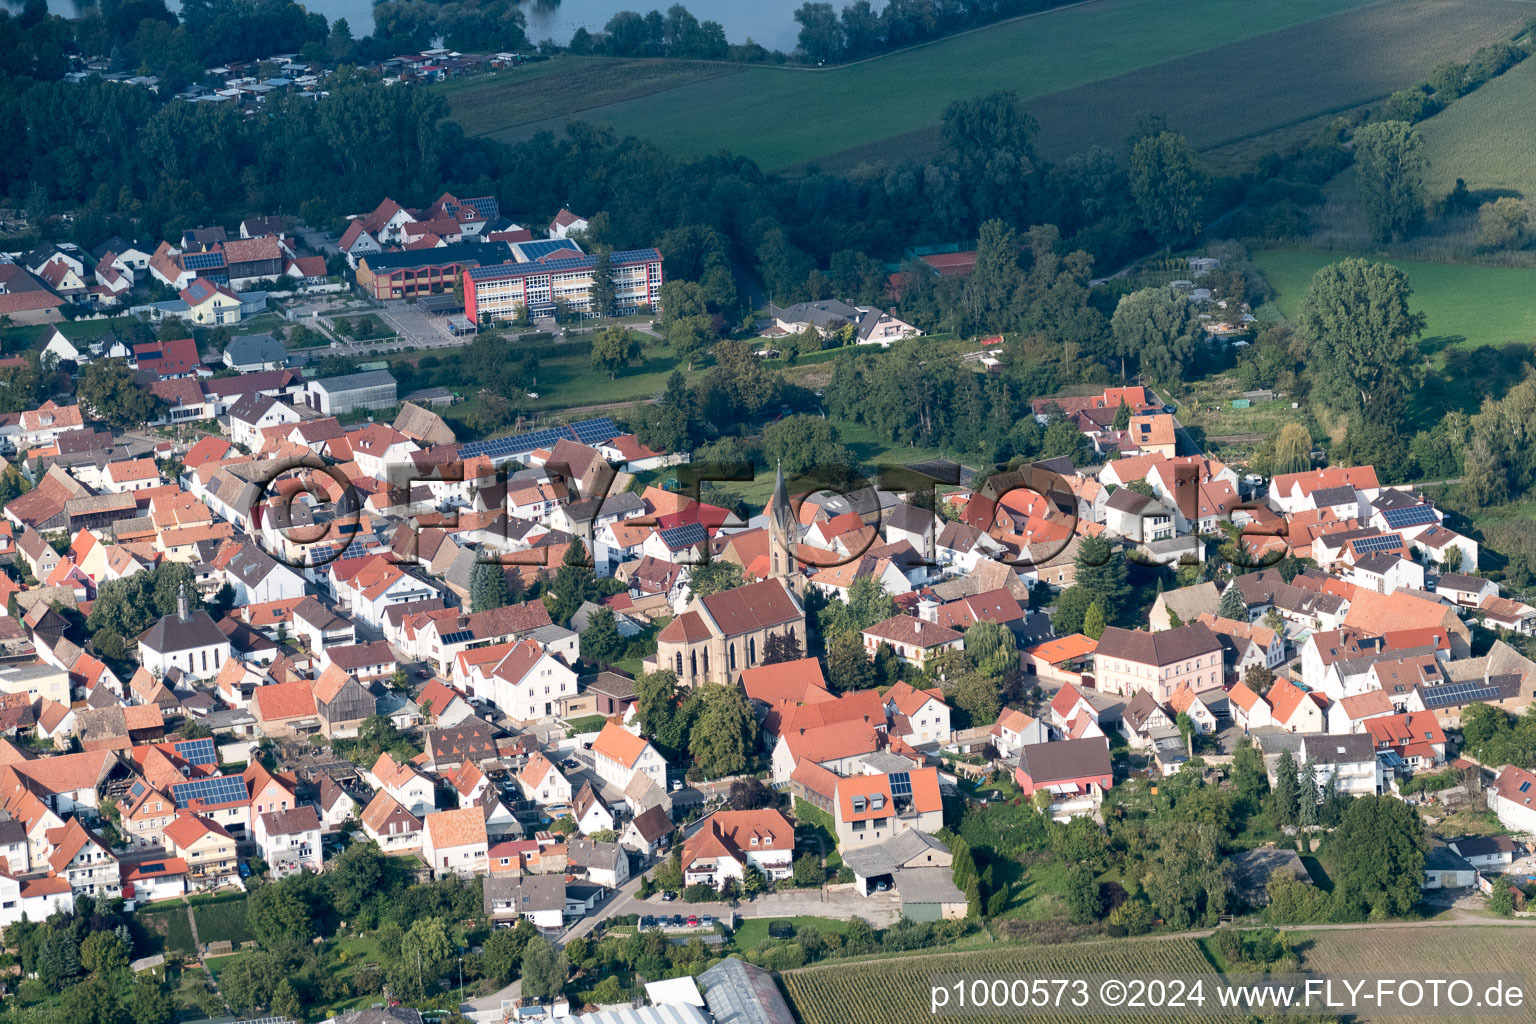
561, 758, 580, 770
660, 890, 677, 902
686, 915, 699, 927
640, 915, 656, 928
700, 915, 714, 928
875, 881, 890, 892
671, 914, 684, 927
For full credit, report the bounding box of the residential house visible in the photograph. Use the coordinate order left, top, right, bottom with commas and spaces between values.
422, 807, 489, 877
255, 806, 322, 875
590, 720, 668, 791
162, 813, 238, 884
1093, 623, 1224, 702
1013, 738, 1114, 820
680, 810, 795, 887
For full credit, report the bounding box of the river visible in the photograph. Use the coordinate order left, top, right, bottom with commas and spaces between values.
1, 0, 811, 51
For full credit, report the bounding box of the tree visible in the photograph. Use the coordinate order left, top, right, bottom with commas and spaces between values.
1477, 197, 1531, 250
762, 415, 851, 477
792, 851, 822, 886
946, 671, 1001, 727
1294, 258, 1425, 423
1066, 864, 1102, 923
547, 539, 600, 625
80, 930, 130, 976
1128, 131, 1205, 246
325, 840, 386, 918
130, 977, 175, 1024
762, 630, 803, 664
590, 325, 641, 379
794, 1, 842, 62
1074, 535, 1131, 622
1272, 749, 1300, 826
248, 878, 312, 949
519, 935, 567, 1001
1329, 795, 1426, 918
481, 921, 536, 985
941, 94, 1038, 228
77, 357, 165, 429
1230, 739, 1268, 811
686, 559, 745, 599
394, 915, 453, 1002
1081, 601, 1106, 640
825, 630, 875, 692
1111, 286, 1201, 383
964, 620, 1016, 678
589, 250, 616, 317
1353, 120, 1427, 242
580, 607, 625, 664
728, 777, 772, 810
689, 683, 758, 777
1051, 586, 1096, 635
1297, 759, 1320, 828
634, 669, 688, 754
1218, 585, 1247, 621
1244, 663, 1275, 695
741, 863, 767, 895
1272, 422, 1312, 476
470, 560, 511, 613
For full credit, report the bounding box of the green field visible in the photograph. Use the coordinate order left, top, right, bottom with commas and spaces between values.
1254, 249, 1536, 352
191, 894, 255, 946
1420, 53, 1536, 201
733, 916, 853, 950
782, 937, 1224, 1024
442, 0, 1531, 173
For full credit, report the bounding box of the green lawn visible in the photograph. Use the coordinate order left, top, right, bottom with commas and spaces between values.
1420, 51, 1536, 201
446, 0, 1399, 171
732, 916, 852, 950
1254, 248, 1536, 420
1255, 249, 1536, 350
191, 894, 254, 946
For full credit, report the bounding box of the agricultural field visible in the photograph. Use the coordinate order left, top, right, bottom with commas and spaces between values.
1295, 926, 1536, 1023
191, 894, 255, 947
441, 0, 1530, 174
1419, 54, 1536, 202
444, 0, 1379, 170
1254, 249, 1536, 353
782, 937, 1224, 1024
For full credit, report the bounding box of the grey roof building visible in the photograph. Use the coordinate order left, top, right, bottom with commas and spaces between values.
223, 332, 287, 372
699, 958, 798, 1024
303, 370, 397, 415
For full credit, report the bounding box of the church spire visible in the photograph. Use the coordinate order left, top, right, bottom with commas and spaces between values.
769, 460, 797, 584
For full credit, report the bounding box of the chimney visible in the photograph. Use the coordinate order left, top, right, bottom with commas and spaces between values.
177, 583, 190, 622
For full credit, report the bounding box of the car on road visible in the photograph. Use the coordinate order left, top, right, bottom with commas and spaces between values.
640, 915, 656, 928
686, 915, 699, 927
660, 890, 677, 902
238, 862, 251, 878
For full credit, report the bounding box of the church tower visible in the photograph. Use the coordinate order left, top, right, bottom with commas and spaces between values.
768, 461, 799, 587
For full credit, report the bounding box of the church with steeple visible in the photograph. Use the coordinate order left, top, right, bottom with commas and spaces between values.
768, 461, 801, 588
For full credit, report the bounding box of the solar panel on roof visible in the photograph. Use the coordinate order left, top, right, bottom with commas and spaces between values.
660, 522, 707, 549
182, 251, 224, 270
173, 737, 217, 766
170, 774, 247, 808
571, 417, 620, 445
129, 781, 145, 799
889, 771, 912, 797
1382, 505, 1439, 529
1352, 534, 1404, 554
441, 630, 473, 645
1418, 682, 1500, 708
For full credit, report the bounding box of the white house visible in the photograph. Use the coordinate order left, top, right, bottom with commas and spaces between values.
591, 719, 668, 791
1488, 765, 1536, 834
680, 810, 795, 886
518, 753, 573, 807
255, 806, 322, 875
480, 640, 579, 723
421, 807, 488, 877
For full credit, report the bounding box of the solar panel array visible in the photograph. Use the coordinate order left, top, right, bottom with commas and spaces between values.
660, 522, 708, 550
888, 771, 912, 798
1418, 681, 1500, 709
129, 780, 145, 800
171, 773, 247, 808
465, 197, 500, 220
1351, 534, 1404, 554
1381, 505, 1439, 529
173, 737, 218, 767
338, 540, 374, 560
182, 251, 225, 270
441, 630, 474, 645
458, 418, 621, 461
